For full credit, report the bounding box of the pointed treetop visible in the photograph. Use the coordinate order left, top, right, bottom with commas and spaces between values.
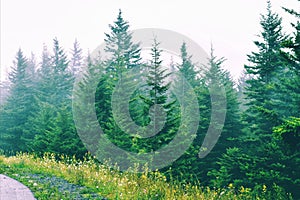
245, 1, 286, 82
52, 37, 69, 72
208, 44, 226, 68
8, 48, 30, 89
177, 42, 198, 87
104, 9, 141, 71
180, 42, 188, 60
151, 37, 163, 65
107, 9, 130, 36
70, 38, 83, 74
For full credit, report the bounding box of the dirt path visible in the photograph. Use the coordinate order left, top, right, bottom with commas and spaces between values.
0, 174, 36, 200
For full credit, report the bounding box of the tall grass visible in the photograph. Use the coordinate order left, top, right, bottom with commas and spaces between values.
0, 153, 292, 200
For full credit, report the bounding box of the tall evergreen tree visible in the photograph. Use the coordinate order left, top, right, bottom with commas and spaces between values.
0, 49, 36, 151
190, 48, 241, 184
96, 9, 142, 127
51, 38, 74, 106
281, 1, 300, 119
104, 9, 141, 74
36, 44, 52, 101
35, 39, 73, 106
25, 39, 83, 156
73, 53, 105, 155
244, 0, 287, 141
139, 38, 177, 143
94, 10, 143, 165
30, 104, 86, 157
163, 43, 200, 180
271, 3, 300, 198
70, 38, 83, 75
176, 42, 198, 87
130, 38, 180, 166
209, 2, 300, 198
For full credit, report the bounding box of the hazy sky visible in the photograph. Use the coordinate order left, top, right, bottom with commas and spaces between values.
1, 0, 299, 81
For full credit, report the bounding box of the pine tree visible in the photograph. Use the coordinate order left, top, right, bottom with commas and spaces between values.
94, 10, 143, 167
0, 49, 36, 151
132, 38, 180, 167
271, 3, 300, 198
281, 2, 300, 119
176, 42, 198, 87
36, 44, 52, 101
35, 39, 73, 106
70, 39, 83, 75
73, 53, 106, 155
95, 9, 142, 129
244, 0, 287, 141
26, 39, 83, 156
104, 9, 141, 74
222, 1, 290, 192
164, 42, 200, 178
39, 44, 52, 77
51, 38, 74, 106
25, 44, 54, 150
192, 48, 242, 184
209, 2, 300, 198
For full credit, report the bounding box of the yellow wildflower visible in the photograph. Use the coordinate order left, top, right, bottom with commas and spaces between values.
141, 175, 147, 180
262, 185, 267, 192
240, 186, 245, 193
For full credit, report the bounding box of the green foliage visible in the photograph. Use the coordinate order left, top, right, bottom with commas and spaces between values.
1, 153, 293, 200
70, 38, 83, 75
273, 117, 300, 152
131, 38, 180, 160
176, 42, 198, 87
104, 9, 141, 72
0, 49, 37, 152
244, 0, 287, 137
1, 5, 299, 199
93, 10, 144, 167
30, 105, 86, 157
216, 2, 300, 199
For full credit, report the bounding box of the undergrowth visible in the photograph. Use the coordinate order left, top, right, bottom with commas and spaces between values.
0, 153, 293, 200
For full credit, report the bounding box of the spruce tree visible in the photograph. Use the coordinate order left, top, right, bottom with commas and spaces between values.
176, 42, 198, 87
243, 1, 287, 141
70, 39, 83, 75
192, 48, 241, 184
94, 10, 143, 165
165, 42, 200, 179
95, 9, 142, 128
26, 39, 83, 156
104, 9, 141, 74
131, 38, 180, 167
0, 49, 36, 151
210, 2, 300, 198
73, 53, 104, 155
35, 39, 73, 106
271, 3, 300, 198
51, 38, 74, 106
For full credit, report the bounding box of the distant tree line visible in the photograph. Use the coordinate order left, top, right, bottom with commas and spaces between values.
0, 1, 299, 198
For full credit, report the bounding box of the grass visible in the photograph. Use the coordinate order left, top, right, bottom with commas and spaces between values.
0, 153, 293, 200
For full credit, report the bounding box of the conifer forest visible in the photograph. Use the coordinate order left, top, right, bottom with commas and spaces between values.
0, 1, 299, 199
